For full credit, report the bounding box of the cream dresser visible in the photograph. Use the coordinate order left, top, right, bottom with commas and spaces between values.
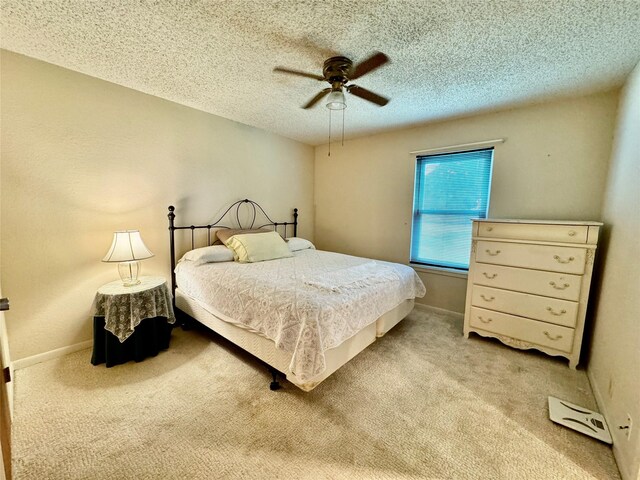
463, 219, 602, 368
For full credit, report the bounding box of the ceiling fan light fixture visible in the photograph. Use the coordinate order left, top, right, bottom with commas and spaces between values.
326, 90, 346, 110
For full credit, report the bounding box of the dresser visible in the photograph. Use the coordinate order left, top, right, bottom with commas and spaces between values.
463, 219, 602, 368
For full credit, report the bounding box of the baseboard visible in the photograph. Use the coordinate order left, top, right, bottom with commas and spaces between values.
12, 340, 93, 371
413, 302, 464, 319
587, 370, 630, 480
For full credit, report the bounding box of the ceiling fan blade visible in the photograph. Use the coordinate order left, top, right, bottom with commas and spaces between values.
347, 85, 389, 106
273, 67, 324, 81
351, 52, 389, 79
302, 88, 332, 109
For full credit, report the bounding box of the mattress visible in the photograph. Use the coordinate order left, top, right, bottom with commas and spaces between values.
175, 248, 425, 383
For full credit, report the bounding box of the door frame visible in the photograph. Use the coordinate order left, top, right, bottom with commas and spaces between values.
0, 297, 12, 479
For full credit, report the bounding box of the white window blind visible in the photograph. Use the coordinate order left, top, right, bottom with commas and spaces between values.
411, 147, 493, 270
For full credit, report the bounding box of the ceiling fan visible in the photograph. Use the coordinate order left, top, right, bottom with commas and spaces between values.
274, 52, 390, 109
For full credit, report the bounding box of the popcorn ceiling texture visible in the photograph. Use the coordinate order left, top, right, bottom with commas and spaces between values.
1, 0, 639, 145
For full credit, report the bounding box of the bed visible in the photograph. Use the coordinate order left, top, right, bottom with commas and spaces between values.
168, 200, 425, 391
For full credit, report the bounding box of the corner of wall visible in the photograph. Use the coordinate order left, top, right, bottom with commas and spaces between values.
586, 60, 640, 480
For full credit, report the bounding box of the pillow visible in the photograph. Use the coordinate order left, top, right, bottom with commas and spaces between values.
215, 228, 270, 245
179, 245, 234, 264
225, 231, 293, 263
287, 237, 316, 252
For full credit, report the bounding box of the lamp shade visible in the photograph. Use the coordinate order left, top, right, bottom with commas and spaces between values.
102, 230, 154, 263
326, 90, 346, 110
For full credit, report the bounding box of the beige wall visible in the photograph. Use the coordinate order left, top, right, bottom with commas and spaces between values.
588, 62, 640, 480
0, 50, 314, 360
314, 91, 618, 312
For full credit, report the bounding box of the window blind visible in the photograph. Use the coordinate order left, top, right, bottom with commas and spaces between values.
411, 147, 493, 270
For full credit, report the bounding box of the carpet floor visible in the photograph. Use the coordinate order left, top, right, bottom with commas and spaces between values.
12, 308, 619, 479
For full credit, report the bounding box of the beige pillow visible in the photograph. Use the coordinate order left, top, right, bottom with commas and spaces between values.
215, 228, 269, 245
225, 231, 293, 263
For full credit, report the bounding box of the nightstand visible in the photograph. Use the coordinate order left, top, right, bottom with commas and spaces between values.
91, 276, 176, 367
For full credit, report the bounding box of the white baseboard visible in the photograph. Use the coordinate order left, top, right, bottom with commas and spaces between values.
587, 370, 630, 480
12, 340, 93, 371
413, 302, 464, 318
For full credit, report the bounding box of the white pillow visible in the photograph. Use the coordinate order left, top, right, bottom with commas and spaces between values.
287, 237, 316, 252
179, 245, 234, 264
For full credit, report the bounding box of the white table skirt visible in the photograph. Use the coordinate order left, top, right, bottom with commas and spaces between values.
95, 276, 176, 342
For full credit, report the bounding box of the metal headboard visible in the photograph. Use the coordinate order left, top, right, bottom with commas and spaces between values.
167, 199, 298, 296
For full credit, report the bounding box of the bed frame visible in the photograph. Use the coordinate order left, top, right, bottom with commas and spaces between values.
168, 199, 300, 389
167, 199, 413, 391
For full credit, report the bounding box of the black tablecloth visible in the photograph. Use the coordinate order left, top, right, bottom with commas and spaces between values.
91, 316, 172, 367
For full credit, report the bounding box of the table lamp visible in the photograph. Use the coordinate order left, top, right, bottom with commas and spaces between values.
102, 230, 154, 286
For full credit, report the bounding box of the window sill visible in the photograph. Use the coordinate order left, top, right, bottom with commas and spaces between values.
410, 263, 468, 279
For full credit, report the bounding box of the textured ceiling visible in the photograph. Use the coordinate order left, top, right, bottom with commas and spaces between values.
2, 1, 640, 145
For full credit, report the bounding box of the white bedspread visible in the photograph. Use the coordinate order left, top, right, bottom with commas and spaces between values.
175, 249, 425, 382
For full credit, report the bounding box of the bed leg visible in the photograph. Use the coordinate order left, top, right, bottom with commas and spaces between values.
174, 310, 194, 330
269, 368, 282, 391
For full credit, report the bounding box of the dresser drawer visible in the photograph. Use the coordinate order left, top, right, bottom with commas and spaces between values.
469, 307, 574, 353
476, 241, 586, 274
477, 222, 588, 244
473, 264, 582, 301
471, 285, 579, 328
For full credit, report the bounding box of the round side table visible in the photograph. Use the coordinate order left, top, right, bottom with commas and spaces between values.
91, 276, 176, 367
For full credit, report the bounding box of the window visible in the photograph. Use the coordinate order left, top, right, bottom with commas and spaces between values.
410, 147, 493, 270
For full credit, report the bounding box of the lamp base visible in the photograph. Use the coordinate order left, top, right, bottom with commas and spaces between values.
118, 261, 141, 286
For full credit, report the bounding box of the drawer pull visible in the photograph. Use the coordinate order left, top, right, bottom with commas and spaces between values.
478, 316, 493, 324
554, 255, 575, 264
546, 307, 567, 316
549, 281, 570, 290
486, 226, 493, 232
480, 294, 495, 302
485, 249, 501, 256
543, 331, 563, 341
482, 272, 497, 279
568, 230, 576, 237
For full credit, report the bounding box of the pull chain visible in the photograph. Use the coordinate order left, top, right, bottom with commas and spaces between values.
328, 108, 332, 157
341, 107, 345, 146
327, 106, 345, 156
